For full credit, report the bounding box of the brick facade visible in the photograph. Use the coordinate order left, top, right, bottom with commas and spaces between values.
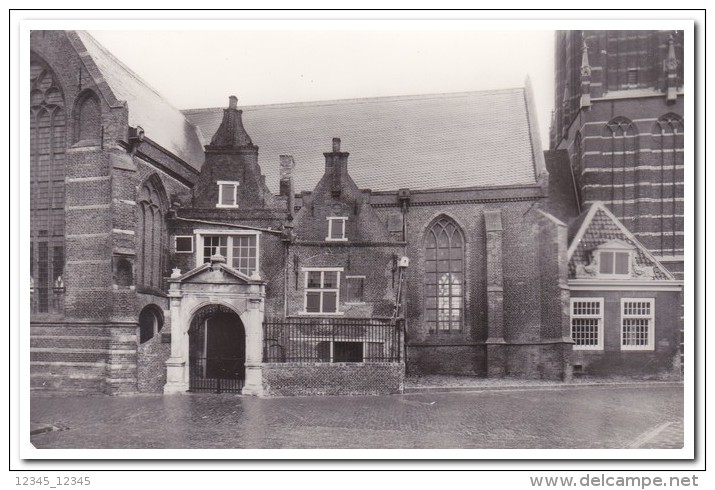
29, 30, 683, 397
551, 30, 685, 279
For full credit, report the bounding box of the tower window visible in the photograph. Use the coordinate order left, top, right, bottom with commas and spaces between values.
217, 181, 239, 208
326, 217, 348, 241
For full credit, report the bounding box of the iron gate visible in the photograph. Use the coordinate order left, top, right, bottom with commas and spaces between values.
188, 356, 245, 393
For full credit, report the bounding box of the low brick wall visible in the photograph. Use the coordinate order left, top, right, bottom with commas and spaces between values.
262, 362, 404, 396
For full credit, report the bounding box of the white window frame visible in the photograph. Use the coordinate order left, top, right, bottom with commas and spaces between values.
173, 235, 194, 253
216, 180, 240, 208
345, 275, 366, 304
597, 250, 633, 278
301, 267, 344, 315
326, 216, 348, 241
621, 298, 655, 351
570, 298, 604, 350
194, 229, 260, 276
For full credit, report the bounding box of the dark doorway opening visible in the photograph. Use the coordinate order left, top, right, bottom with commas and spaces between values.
188, 305, 245, 393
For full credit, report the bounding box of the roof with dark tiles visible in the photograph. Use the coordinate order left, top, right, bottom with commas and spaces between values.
75, 31, 206, 168
567, 202, 674, 280
183, 87, 543, 194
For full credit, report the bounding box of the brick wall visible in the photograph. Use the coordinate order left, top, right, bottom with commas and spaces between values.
137, 329, 170, 392
262, 362, 404, 396
570, 289, 681, 377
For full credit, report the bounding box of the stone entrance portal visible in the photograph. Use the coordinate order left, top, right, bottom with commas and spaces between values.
163, 257, 265, 396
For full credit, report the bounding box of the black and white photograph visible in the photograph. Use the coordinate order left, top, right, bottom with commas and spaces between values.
13, 12, 701, 473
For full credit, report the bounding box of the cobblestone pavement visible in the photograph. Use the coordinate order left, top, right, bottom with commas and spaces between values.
30, 384, 683, 450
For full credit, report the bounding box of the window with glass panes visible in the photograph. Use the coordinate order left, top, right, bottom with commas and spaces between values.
201, 235, 258, 276
621, 299, 655, 350
304, 269, 341, 314
425, 218, 464, 332
30, 59, 66, 315
599, 250, 630, 276
570, 298, 603, 349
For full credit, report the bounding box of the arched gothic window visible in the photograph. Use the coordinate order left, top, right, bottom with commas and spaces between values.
73, 90, 101, 144
136, 177, 167, 290
424, 217, 464, 333
30, 57, 66, 314
603, 117, 639, 220
652, 114, 684, 256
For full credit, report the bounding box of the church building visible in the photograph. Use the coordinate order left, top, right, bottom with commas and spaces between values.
28, 30, 684, 396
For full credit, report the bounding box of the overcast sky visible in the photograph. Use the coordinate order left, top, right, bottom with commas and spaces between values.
89, 30, 555, 146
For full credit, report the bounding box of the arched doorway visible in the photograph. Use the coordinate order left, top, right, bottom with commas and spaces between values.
188, 304, 245, 393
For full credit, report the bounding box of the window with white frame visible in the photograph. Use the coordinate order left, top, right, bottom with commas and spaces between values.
303, 268, 342, 314
326, 217, 348, 241
621, 299, 655, 350
216, 181, 240, 208
174, 235, 194, 253
570, 298, 604, 350
594, 239, 634, 277
199, 233, 258, 276
345, 276, 365, 303
599, 250, 631, 276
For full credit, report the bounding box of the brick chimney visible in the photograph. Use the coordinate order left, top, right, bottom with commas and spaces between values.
324, 137, 349, 197
279, 155, 296, 214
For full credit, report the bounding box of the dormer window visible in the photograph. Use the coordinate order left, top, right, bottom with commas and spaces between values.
326, 217, 348, 241
217, 181, 239, 208
593, 239, 634, 277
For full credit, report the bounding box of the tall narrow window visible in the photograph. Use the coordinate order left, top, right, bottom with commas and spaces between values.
136, 176, 167, 291
425, 218, 464, 333
653, 114, 684, 257
30, 57, 66, 315
603, 117, 638, 220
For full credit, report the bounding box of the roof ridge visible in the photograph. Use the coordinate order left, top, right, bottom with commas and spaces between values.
181, 86, 527, 114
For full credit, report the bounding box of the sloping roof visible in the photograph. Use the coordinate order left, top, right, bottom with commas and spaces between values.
74, 31, 205, 168
567, 203, 674, 280
184, 88, 542, 194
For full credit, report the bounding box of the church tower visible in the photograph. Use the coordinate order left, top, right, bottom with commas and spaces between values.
550, 30, 684, 278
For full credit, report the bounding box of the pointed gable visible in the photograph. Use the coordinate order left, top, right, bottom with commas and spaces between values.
567, 203, 674, 280
294, 138, 395, 243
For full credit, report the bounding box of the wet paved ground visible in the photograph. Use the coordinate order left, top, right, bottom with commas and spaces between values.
30, 384, 683, 449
